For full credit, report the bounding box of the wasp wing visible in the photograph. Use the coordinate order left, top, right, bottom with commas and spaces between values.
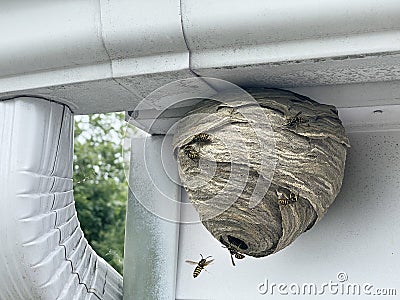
203, 259, 214, 266
185, 260, 198, 265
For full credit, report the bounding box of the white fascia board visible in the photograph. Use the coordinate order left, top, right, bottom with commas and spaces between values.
99, 0, 196, 105
2, 0, 400, 114
100, 0, 187, 61
0, 1, 110, 78
183, 0, 400, 66
184, 0, 400, 88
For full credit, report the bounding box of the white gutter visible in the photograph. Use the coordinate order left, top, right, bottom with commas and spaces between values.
0, 0, 190, 114
1, 0, 400, 114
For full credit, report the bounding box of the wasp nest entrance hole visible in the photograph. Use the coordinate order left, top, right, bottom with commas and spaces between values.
173, 88, 350, 258
220, 235, 249, 251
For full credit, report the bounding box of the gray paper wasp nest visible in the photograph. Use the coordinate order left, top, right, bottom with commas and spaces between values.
173, 88, 349, 257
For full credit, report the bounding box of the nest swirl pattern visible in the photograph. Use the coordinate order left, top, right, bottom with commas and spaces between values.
173, 88, 350, 257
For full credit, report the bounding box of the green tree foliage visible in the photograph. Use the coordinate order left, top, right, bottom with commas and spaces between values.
73, 112, 127, 274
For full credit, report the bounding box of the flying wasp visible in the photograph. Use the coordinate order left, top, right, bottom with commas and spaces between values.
183, 145, 200, 160
276, 190, 298, 206
285, 111, 308, 129
223, 244, 245, 266
192, 132, 212, 143
186, 254, 214, 278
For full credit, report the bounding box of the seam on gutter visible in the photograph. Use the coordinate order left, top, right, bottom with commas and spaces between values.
55, 219, 102, 300
97, 0, 142, 99
50, 106, 65, 176
46, 99, 101, 299
179, 0, 201, 78
50, 106, 101, 299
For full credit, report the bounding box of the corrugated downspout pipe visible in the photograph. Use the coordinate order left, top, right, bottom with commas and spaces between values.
0, 97, 123, 300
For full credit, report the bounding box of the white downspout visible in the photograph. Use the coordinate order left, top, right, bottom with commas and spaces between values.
0, 97, 122, 299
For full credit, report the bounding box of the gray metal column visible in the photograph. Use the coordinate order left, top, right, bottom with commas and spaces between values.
123, 135, 181, 300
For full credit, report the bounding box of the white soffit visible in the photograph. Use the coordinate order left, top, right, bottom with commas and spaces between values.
1, 0, 400, 114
